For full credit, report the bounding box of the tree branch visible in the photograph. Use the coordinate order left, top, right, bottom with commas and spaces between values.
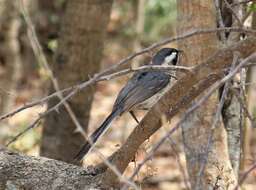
0, 148, 102, 190
1, 37, 256, 189
99, 37, 256, 186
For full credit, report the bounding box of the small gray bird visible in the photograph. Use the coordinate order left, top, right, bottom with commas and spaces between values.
74, 48, 180, 161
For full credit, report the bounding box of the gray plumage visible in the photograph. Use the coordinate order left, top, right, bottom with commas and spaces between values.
113, 71, 170, 112
74, 48, 180, 161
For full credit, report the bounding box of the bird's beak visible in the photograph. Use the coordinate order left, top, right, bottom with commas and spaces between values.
177, 50, 184, 58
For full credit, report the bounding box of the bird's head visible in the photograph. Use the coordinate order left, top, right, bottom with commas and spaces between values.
152, 48, 181, 66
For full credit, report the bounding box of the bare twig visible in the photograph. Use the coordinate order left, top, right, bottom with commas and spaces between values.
195, 54, 256, 189
98, 27, 255, 77
6, 118, 41, 146
0, 65, 191, 122
235, 161, 256, 190
0, 87, 73, 120
19, 0, 87, 137
98, 38, 256, 187
3, 65, 189, 146
125, 76, 223, 185
195, 52, 240, 189
93, 148, 140, 190
123, 53, 256, 188
214, 0, 226, 41
165, 135, 191, 190
232, 0, 255, 6
233, 88, 256, 128
224, 0, 243, 27
1, 27, 254, 122
2, 28, 255, 145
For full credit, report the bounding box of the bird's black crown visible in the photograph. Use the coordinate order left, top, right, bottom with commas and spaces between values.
152, 48, 180, 65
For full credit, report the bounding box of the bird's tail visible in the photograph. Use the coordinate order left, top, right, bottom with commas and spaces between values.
73, 110, 119, 161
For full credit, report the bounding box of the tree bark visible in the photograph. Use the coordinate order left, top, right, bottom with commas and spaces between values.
40, 0, 113, 163
1, 37, 255, 189
222, 88, 242, 177
0, 0, 21, 114
100, 37, 256, 187
177, 1, 237, 189
0, 148, 102, 190
220, 0, 245, 177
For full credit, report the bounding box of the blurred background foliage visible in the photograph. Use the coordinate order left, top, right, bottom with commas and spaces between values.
144, 0, 177, 42
46, 0, 177, 55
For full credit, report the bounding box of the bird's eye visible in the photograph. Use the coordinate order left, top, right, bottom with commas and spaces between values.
138, 72, 147, 80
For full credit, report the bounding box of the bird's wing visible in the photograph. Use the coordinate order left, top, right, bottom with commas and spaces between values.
113, 71, 170, 112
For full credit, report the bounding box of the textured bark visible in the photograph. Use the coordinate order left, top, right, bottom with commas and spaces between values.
227, 0, 245, 43
0, 148, 102, 190
222, 88, 241, 177
40, 0, 113, 163
0, 38, 255, 189
221, 0, 245, 177
177, 1, 237, 189
100, 37, 256, 186
0, 0, 21, 114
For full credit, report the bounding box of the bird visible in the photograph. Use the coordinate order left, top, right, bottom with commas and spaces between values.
74, 48, 181, 161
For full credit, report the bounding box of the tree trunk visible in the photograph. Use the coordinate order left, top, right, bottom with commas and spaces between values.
1, 37, 255, 189
220, 0, 245, 177
132, 0, 145, 67
0, 0, 21, 114
177, 1, 237, 189
242, 10, 256, 171
40, 0, 113, 163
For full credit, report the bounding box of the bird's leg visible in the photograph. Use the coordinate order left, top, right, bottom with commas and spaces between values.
129, 111, 140, 124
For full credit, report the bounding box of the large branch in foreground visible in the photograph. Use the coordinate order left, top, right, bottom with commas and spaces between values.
100, 37, 256, 185
0, 148, 102, 190
0, 38, 255, 190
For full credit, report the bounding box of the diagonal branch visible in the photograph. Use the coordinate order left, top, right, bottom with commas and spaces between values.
1, 38, 255, 190
0, 27, 254, 122
19, 0, 87, 137
99, 37, 256, 186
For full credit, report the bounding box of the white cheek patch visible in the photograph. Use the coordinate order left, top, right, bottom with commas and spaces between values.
164, 52, 177, 65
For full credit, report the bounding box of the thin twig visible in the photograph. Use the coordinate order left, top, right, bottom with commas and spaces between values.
214, 0, 226, 41
19, 0, 87, 137
224, 0, 243, 27
3, 29, 255, 145
124, 53, 256, 187
6, 118, 41, 146
195, 52, 240, 190
97, 27, 255, 78
165, 135, 191, 190
93, 148, 140, 190
235, 161, 256, 190
1, 27, 253, 122
4, 66, 189, 146
232, 0, 255, 6
233, 88, 256, 128
0, 87, 74, 120
0, 65, 191, 121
